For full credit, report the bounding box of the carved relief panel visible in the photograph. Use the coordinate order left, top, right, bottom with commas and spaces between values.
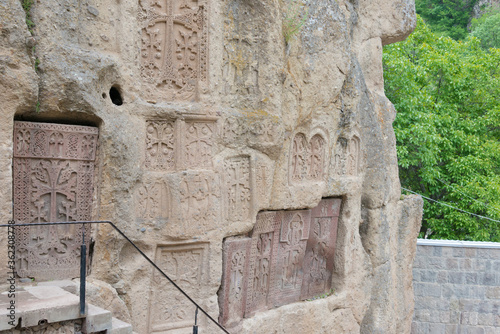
140, 0, 208, 101
222, 0, 261, 108
13, 121, 98, 280
143, 118, 216, 171
273, 210, 311, 307
224, 156, 251, 222
219, 198, 342, 327
183, 121, 214, 169
145, 120, 176, 171
219, 237, 251, 327
334, 135, 361, 177
148, 243, 208, 333
222, 116, 282, 149
135, 178, 170, 220
245, 211, 282, 317
176, 171, 220, 229
301, 198, 341, 300
289, 132, 327, 183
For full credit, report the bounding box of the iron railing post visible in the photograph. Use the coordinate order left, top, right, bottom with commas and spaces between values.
193, 306, 199, 334
80, 223, 86, 316
0, 221, 229, 333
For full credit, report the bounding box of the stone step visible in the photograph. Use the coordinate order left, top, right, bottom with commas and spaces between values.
83, 304, 113, 333
110, 317, 133, 334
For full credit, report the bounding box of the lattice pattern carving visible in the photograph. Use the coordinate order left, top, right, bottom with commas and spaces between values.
13, 122, 97, 280
140, 0, 208, 101
219, 198, 342, 327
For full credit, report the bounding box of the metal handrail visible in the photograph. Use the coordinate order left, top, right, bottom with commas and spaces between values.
0, 220, 229, 334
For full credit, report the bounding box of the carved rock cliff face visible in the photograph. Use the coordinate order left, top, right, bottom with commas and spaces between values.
0, 0, 422, 332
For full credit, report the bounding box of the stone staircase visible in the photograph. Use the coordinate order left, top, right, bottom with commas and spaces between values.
0, 285, 133, 334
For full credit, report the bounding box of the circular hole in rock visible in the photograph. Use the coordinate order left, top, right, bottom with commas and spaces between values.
102, 92, 106, 99
109, 86, 123, 106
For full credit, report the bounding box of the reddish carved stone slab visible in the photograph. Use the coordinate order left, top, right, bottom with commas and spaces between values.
272, 210, 311, 307
245, 211, 282, 317
301, 198, 341, 300
220, 198, 342, 326
219, 237, 251, 327
13, 121, 98, 280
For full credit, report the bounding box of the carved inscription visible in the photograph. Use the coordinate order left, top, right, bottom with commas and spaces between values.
13, 122, 97, 280
224, 156, 251, 222
140, 0, 208, 101
219, 238, 251, 326
220, 198, 342, 327
148, 243, 208, 332
289, 132, 326, 183
135, 179, 170, 220
145, 120, 175, 170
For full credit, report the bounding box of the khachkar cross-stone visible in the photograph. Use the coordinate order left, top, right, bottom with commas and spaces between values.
12, 121, 98, 280
140, 0, 208, 101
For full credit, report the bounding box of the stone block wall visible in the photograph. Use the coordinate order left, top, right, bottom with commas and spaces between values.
412, 239, 500, 334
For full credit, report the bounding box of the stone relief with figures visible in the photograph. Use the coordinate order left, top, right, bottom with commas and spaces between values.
140, 0, 208, 101
12, 121, 97, 280
219, 198, 342, 327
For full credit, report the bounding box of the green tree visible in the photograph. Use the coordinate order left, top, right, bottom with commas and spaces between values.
383, 16, 500, 241
470, 8, 500, 49
416, 0, 479, 40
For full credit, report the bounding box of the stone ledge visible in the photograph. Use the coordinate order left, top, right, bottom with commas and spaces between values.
417, 239, 500, 249
0, 286, 80, 330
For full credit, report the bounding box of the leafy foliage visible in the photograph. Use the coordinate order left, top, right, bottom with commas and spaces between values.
383, 16, 500, 241
470, 8, 500, 50
415, 0, 480, 40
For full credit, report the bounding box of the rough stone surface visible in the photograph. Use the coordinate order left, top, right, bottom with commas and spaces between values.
412, 241, 500, 333
0, 0, 422, 332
